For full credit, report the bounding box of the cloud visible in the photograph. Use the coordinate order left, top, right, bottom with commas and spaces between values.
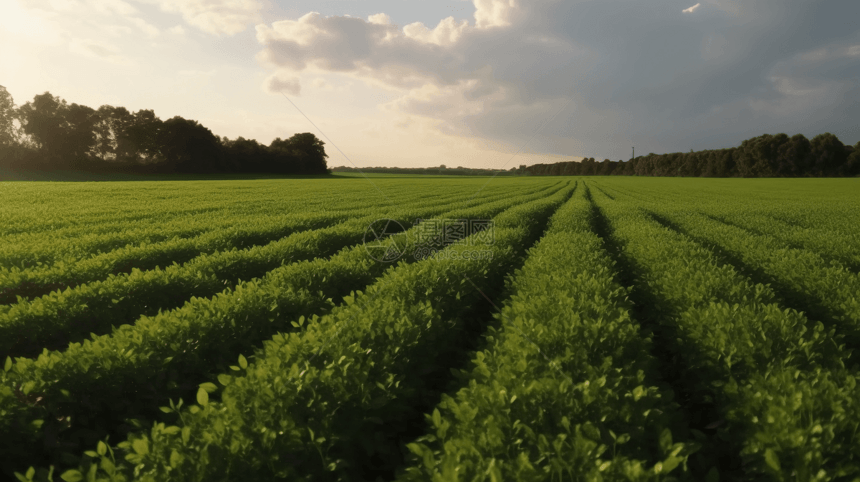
253, 0, 860, 158
312, 78, 331, 90
142, 0, 263, 36
682, 3, 701, 14
88, 0, 137, 16
128, 16, 159, 37
367, 13, 391, 26
263, 72, 301, 96
68, 37, 130, 64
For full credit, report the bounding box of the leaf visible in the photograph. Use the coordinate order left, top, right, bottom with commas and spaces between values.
170, 450, 183, 468
4, 356, 11, 372
21, 381, 35, 395
199, 382, 218, 393
197, 387, 209, 406
217, 374, 232, 386
662, 455, 683, 473
238, 354, 248, 369
97, 441, 107, 456
132, 438, 149, 455
60, 470, 84, 482
764, 448, 781, 472
659, 428, 673, 453
432, 409, 441, 427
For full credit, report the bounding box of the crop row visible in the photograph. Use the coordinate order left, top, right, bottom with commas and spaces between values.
0, 180, 392, 237
681, 209, 860, 272
0, 182, 556, 359
0, 183, 427, 270
396, 184, 697, 481
0, 182, 572, 479
30, 182, 576, 482
637, 199, 860, 351
590, 185, 860, 480
0, 184, 480, 303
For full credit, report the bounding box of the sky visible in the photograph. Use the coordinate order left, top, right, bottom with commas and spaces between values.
1, 0, 858, 168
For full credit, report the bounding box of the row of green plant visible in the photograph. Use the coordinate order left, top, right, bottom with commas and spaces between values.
0, 211, 350, 303
0, 183, 479, 303
0, 182, 554, 359
640, 203, 860, 352
590, 185, 860, 480
396, 184, 698, 481
0, 183, 423, 270
29, 182, 575, 482
612, 180, 860, 266
0, 182, 571, 480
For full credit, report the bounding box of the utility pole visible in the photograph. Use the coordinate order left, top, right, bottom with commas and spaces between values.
632, 147, 634, 161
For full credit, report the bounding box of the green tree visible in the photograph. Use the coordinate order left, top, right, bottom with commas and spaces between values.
93, 105, 135, 161
271, 132, 329, 174
157, 116, 224, 172
126, 109, 164, 163
809, 133, 847, 176
0, 85, 18, 148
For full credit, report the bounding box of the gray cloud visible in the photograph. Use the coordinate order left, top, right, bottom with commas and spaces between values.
255, 0, 860, 160
264, 72, 301, 96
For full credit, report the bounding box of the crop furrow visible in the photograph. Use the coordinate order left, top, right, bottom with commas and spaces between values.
590, 186, 860, 480
45, 183, 574, 482
395, 182, 698, 481
0, 184, 557, 359
0, 182, 569, 478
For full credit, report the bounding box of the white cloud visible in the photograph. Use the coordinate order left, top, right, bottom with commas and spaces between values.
168, 25, 186, 35
142, 0, 263, 36
128, 16, 159, 37
403, 17, 469, 46
88, 0, 137, 16
683, 3, 701, 13
263, 72, 301, 96
367, 13, 391, 26
474, 0, 517, 28
68, 37, 130, 64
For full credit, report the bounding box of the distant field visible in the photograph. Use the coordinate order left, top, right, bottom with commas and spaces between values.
1, 176, 859, 481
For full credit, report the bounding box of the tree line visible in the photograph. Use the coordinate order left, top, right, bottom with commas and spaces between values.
0, 87, 329, 175
520, 133, 860, 177
331, 165, 517, 176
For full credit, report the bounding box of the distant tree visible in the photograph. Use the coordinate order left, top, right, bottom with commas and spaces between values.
93, 105, 135, 162
271, 133, 329, 174
0, 86, 18, 148
157, 116, 224, 172
16, 92, 98, 166
844, 141, 860, 177
809, 133, 848, 176
126, 109, 164, 163
64, 103, 99, 166
222, 136, 272, 172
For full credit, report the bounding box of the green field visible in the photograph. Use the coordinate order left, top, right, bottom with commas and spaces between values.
2, 176, 859, 481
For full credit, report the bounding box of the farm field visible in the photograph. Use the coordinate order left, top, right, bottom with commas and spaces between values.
1, 176, 859, 482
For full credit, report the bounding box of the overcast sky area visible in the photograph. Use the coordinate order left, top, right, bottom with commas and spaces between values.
2, 0, 858, 168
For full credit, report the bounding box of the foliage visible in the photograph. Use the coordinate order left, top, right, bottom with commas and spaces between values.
2, 91, 329, 176
2, 176, 860, 481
